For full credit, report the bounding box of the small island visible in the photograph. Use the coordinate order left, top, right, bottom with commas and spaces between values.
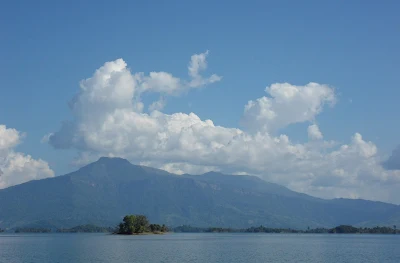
117, 214, 168, 235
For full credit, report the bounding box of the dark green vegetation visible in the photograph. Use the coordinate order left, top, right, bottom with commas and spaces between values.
57, 224, 114, 233
0, 228, 4, 233
8, 224, 399, 234
117, 215, 168, 234
15, 227, 51, 233
328, 225, 399, 234
1, 157, 400, 229
173, 225, 400, 234
11, 224, 114, 233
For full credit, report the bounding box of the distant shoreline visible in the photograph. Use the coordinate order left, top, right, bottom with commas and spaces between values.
172, 225, 399, 234
2, 224, 398, 235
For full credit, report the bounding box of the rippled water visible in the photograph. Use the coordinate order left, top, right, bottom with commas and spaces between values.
1, 233, 399, 263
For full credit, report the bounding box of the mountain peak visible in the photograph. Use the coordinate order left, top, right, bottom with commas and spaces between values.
202, 171, 224, 176
96, 157, 131, 165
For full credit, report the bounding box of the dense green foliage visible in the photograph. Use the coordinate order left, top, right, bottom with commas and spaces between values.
117, 215, 168, 234
1, 157, 400, 229
329, 225, 358, 233
15, 228, 51, 233
149, 223, 168, 233
245, 226, 299, 233
304, 228, 330, 233
173, 225, 306, 233
329, 225, 399, 234
173, 225, 399, 234
173, 225, 207, 233
57, 224, 114, 233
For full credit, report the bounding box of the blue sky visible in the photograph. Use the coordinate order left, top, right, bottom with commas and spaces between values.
1, 0, 400, 202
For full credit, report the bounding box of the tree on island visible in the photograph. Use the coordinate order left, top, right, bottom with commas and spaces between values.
117, 215, 168, 234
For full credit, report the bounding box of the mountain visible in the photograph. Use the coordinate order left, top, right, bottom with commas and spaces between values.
0, 157, 399, 229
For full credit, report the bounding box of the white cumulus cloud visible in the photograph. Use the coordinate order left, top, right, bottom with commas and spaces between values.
308, 124, 323, 140
242, 82, 335, 133
0, 125, 54, 189
188, 50, 222, 87
148, 97, 166, 111
47, 52, 400, 203
136, 50, 222, 96
0, 125, 22, 149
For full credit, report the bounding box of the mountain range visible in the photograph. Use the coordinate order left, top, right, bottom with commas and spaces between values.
0, 157, 399, 229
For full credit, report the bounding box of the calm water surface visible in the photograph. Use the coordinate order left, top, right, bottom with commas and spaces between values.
1, 233, 399, 263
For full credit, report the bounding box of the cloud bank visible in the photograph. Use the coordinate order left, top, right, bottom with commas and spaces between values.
46, 51, 400, 203
0, 125, 54, 189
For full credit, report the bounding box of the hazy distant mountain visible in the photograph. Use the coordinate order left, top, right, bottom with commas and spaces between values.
0, 157, 399, 229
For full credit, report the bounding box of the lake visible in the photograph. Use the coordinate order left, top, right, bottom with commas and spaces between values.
1, 233, 399, 262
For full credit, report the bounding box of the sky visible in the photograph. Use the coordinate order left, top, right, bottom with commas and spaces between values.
1, 0, 400, 203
